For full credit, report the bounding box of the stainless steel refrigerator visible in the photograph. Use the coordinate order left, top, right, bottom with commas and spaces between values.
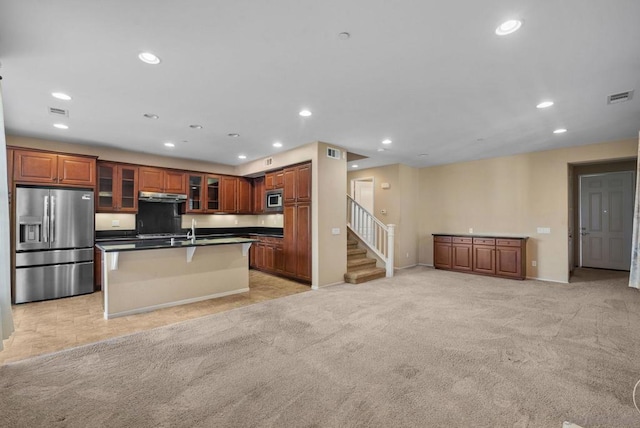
14, 187, 95, 303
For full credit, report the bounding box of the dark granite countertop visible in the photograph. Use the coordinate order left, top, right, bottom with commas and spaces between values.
96, 227, 283, 242
432, 233, 529, 239
96, 237, 258, 252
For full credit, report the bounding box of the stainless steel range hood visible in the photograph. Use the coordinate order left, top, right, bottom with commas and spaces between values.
139, 191, 187, 203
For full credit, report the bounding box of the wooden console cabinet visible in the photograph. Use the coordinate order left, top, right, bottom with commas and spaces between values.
434, 234, 527, 280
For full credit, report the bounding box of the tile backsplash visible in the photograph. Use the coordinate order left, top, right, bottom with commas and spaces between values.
95, 213, 283, 231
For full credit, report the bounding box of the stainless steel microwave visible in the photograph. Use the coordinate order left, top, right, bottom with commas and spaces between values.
265, 189, 283, 211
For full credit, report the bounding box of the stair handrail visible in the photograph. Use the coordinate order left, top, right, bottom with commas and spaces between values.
346, 194, 395, 277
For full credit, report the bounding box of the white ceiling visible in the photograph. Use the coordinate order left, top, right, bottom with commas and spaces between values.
1, 1, 639, 170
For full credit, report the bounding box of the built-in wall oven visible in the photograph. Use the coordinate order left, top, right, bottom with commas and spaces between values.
265, 189, 283, 212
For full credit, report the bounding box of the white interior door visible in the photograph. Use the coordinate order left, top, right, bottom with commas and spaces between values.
580, 171, 634, 270
351, 178, 374, 240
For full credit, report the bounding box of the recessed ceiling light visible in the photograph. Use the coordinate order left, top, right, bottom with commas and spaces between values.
228, 133, 240, 137
53, 123, 68, 129
382, 139, 392, 145
273, 142, 283, 148
138, 52, 161, 64
495, 19, 522, 36
143, 113, 159, 119
164, 142, 175, 148
419, 153, 428, 157
189, 124, 203, 129
51, 92, 72, 101
299, 109, 312, 117
238, 155, 247, 160
536, 101, 554, 109
352, 164, 359, 168
338, 32, 351, 40
553, 128, 567, 134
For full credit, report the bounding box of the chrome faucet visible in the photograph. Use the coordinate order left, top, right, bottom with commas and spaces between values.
186, 218, 196, 243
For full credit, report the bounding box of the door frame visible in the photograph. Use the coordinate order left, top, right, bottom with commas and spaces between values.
578, 170, 635, 269
568, 158, 637, 277
350, 176, 375, 213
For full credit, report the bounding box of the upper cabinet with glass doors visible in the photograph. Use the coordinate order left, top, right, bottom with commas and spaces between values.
96, 161, 138, 213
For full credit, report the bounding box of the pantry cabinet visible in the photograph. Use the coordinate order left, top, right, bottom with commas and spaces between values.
433, 234, 527, 280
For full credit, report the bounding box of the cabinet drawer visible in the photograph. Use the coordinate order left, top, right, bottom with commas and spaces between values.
473, 237, 495, 246
434, 236, 452, 243
453, 237, 472, 244
496, 239, 522, 247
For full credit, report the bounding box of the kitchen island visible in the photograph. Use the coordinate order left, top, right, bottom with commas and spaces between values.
96, 237, 257, 319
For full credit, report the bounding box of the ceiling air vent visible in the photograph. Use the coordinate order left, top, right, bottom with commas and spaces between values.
327, 147, 341, 160
607, 90, 634, 105
48, 107, 69, 116
263, 157, 273, 167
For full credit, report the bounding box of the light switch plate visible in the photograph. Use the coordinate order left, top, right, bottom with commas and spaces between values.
537, 227, 551, 234
331, 228, 340, 235
111, 220, 120, 227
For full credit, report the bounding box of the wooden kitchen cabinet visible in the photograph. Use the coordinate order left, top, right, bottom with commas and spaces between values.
96, 162, 138, 213
472, 237, 496, 275
221, 176, 238, 212
496, 238, 525, 278
433, 236, 452, 269
283, 162, 311, 204
205, 175, 220, 212
139, 167, 186, 194
283, 203, 311, 282
250, 235, 284, 275
220, 176, 252, 213
237, 178, 252, 213
184, 174, 205, 213
13, 149, 96, 187
253, 177, 265, 214
94, 247, 102, 291
433, 234, 527, 280
452, 237, 473, 271
265, 169, 284, 190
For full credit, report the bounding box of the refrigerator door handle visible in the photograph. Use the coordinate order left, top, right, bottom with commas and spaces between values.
51, 196, 55, 243
43, 196, 49, 243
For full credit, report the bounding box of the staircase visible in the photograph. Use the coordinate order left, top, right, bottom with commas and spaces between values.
344, 239, 386, 284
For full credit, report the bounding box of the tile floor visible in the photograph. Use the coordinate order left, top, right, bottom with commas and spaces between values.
0, 270, 310, 365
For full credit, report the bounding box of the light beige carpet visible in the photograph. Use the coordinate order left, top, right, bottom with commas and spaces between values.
1, 267, 640, 427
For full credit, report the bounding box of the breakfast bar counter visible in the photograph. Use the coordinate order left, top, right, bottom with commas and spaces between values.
96, 237, 257, 319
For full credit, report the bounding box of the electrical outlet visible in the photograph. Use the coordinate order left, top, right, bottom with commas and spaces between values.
468, 228, 473, 233
261, 220, 265, 225
234, 220, 239, 225
111, 220, 120, 227
532, 261, 537, 267
406, 252, 409, 258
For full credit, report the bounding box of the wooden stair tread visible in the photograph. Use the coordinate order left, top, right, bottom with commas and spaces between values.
347, 248, 367, 259
344, 267, 386, 284
347, 258, 377, 270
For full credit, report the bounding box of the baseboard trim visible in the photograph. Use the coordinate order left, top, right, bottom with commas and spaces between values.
418, 263, 434, 268
396, 264, 418, 270
104, 288, 251, 319
314, 280, 345, 290
526, 276, 569, 284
